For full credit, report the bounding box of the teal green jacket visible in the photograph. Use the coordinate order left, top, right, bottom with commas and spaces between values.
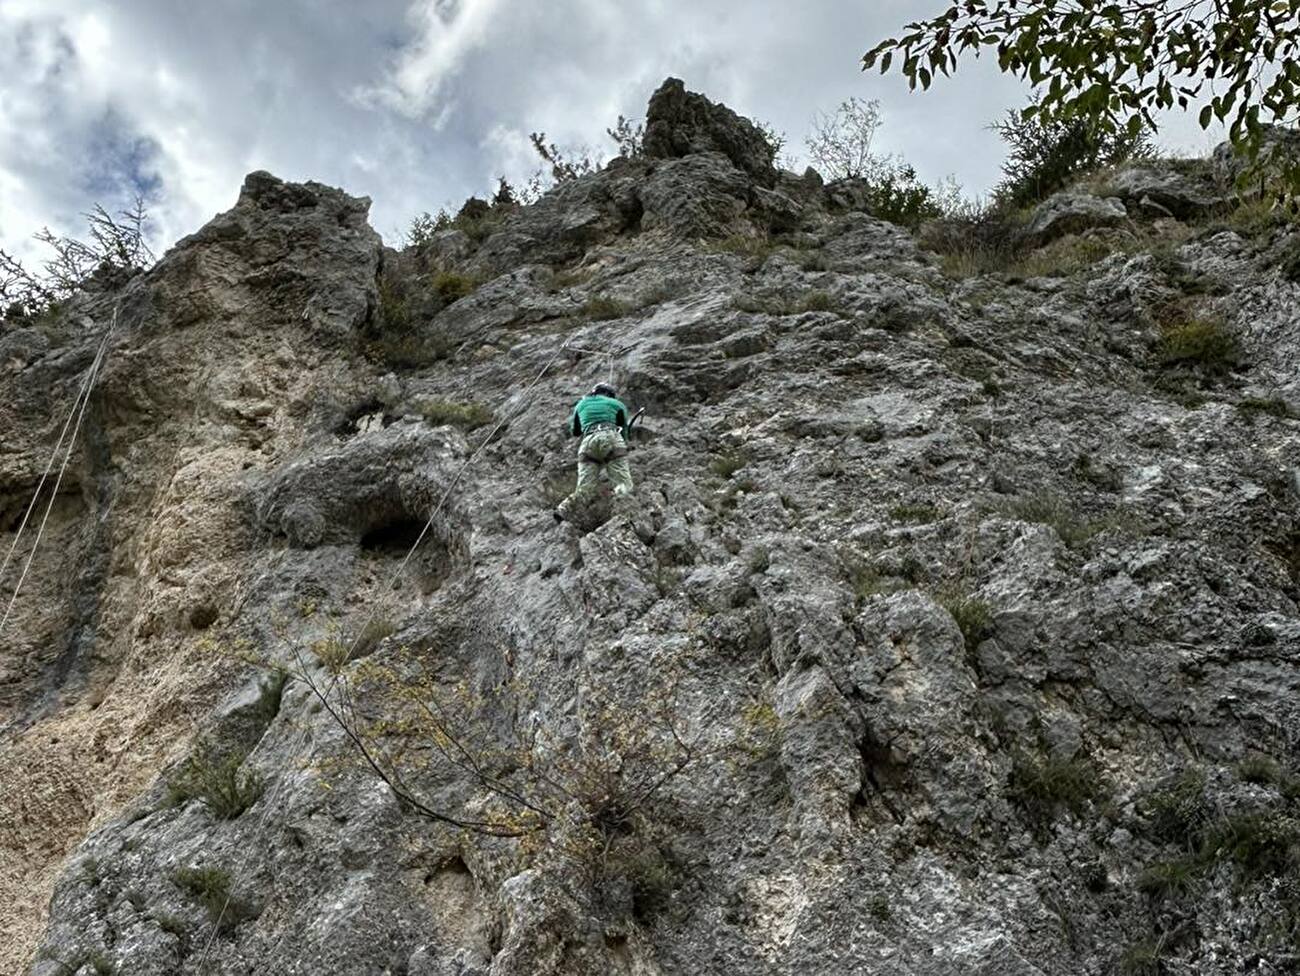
569, 394, 628, 437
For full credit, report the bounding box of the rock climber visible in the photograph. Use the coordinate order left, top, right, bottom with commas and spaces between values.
554, 383, 633, 522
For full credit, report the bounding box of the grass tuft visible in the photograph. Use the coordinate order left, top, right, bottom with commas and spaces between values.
937, 591, 993, 652
996, 491, 1139, 547
889, 502, 943, 524
1237, 396, 1292, 419
1009, 753, 1104, 832
1156, 317, 1240, 375
1118, 939, 1165, 976
1136, 858, 1198, 899
582, 296, 629, 321
795, 290, 839, 313
706, 235, 775, 260
709, 450, 749, 480
166, 740, 264, 820
431, 270, 481, 303
415, 398, 494, 430
353, 615, 396, 658
171, 866, 257, 933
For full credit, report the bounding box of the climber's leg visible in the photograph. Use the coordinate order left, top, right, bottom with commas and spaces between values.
555, 432, 609, 520
606, 437, 633, 496
572, 456, 602, 502
555, 459, 598, 520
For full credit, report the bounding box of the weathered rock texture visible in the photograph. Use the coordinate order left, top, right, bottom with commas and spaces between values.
5, 82, 1300, 976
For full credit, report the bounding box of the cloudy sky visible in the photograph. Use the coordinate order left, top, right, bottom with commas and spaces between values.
0, 0, 1226, 264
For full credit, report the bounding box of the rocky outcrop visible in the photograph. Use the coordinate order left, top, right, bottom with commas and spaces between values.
1020, 190, 1128, 246
1213, 124, 1300, 187
642, 77, 777, 185
0, 169, 385, 973
1108, 162, 1232, 219
6, 81, 1300, 976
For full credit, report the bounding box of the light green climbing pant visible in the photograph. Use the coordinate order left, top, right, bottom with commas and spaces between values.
557, 427, 632, 517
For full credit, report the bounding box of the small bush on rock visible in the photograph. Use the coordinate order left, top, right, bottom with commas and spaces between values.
938, 591, 993, 652
376, 268, 414, 334
795, 290, 840, 313
1008, 232, 1120, 278
806, 97, 886, 180
1118, 939, 1165, 976
991, 99, 1153, 209
309, 632, 352, 674
171, 866, 257, 933
1236, 397, 1293, 420
919, 207, 1029, 278
1237, 755, 1300, 798
889, 502, 942, 524
849, 565, 902, 602
449, 196, 507, 242
416, 398, 494, 430
365, 263, 452, 369
1156, 317, 1240, 375
996, 491, 1137, 547
431, 270, 481, 303
1136, 857, 1198, 899
1140, 769, 1209, 844
1009, 752, 1104, 832
1209, 811, 1300, 880
166, 739, 264, 820
582, 296, 629, 320
857, 164, 946, 228
153, 912, 188, 939
1, 197, 155, 321
709, 450, 749, 479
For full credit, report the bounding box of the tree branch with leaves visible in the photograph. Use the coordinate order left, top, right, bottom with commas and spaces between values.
865, 0, 1300, 191
1, 197, 155, 321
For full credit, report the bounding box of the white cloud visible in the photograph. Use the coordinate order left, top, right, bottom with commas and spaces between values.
0, 0, 1232, 273
360, 0, 506, 115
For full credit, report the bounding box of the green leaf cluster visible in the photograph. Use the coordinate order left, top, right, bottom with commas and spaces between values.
866, 1, 1300, 195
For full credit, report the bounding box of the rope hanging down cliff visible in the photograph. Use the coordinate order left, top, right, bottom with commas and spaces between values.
0, 305, 120, 643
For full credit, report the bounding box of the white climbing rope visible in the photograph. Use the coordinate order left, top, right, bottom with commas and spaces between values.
563, 340, 633, 389
0, 307, 119, 642
0, 333, 104, 591
194, 337, 576, 971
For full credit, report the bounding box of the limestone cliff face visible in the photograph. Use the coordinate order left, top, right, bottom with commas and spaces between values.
5, 80, 1300, 976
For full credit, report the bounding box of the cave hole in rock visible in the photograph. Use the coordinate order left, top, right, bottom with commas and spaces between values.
424, 855, 471, 886
0, 486, 83, 533
0, 491, 29, 533
358, 507, 460, 594
361, 516, 428, 554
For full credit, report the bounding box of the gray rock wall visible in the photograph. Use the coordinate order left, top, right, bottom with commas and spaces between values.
5, 85, 1300, 976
